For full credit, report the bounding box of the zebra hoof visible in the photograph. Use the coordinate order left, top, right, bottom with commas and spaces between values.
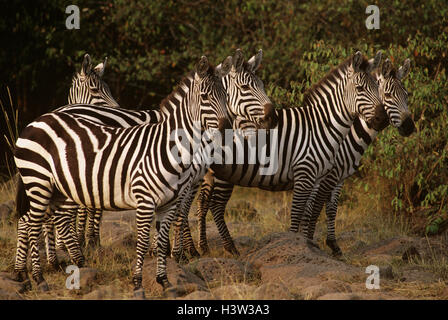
18, 279, 32, 293
164, 286, 178, 298
188, 247, 201, 259
199, 245, 210, 256
156, 275, 172, 290
306, 239, 321, 250
326, 239, 343, 257
225, 245, 240, 257
37, 280, 49, 292
133, 288, 146, 300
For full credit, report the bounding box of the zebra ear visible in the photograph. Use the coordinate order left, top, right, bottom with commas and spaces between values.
233, 49, 244, 73
352, 51, 363, 72
94, 57, 107, 77
382, 59, 393, 78
367, 51, 382, 73
397, 59, 411, 80
247, 49, 263, 73
81, 53, 92, 76
196, 56, 210, 79
216, 56, 232, 78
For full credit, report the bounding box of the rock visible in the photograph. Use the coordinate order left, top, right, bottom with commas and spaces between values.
253, 282, 293, 300
0, 289, 23, 300
211, 284, 256, 299
83, 285, 120, 300
317, 292, 364, 300
379, 265, 394, 279
0, 273, 27, 294
79, 267, 98, 290
402, 246, 421, 262
189, 258, 260, 285
181, 290, 215, 300
247, 232, 360, 281
301, 280, 352, 299
142, 257, 207, 297
111, 232, 136, 248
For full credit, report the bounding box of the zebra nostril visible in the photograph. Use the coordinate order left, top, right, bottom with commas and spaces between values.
398, 116, 415, 137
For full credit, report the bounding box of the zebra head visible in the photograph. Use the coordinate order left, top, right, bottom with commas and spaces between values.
69, 53, 119, 108
377, 58, 415, 136
224, 49, 277, 130
194, 56, 232, 132
345, 51, 383, 127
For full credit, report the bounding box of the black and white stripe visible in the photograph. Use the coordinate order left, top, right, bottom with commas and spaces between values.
13, 56, 233, 297
302, 58, 414, 256
180, 52, 388, 256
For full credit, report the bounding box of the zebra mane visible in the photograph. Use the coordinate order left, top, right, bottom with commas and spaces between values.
158, 64, 217, 112
302, 53, 370, 105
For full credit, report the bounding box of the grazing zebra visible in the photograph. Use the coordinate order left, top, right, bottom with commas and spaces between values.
191, 56, 415, 257
173, 51, 385, 256
13, 56, 234, 297
302, 58, 413, 256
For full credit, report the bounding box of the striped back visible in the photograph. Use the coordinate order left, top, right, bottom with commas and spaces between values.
68, 54, 119, 108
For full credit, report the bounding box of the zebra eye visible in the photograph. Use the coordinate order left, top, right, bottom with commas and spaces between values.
385, 93, 392, 98
200, 93, 208, 100
355, 86, 364, 92
241, 84, 250, 91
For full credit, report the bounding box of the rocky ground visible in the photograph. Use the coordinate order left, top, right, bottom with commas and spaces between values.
0, 189, 447, 300
1, 207, 447, 300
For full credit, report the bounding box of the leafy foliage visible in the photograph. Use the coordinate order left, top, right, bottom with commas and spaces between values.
0, 0, 447, 232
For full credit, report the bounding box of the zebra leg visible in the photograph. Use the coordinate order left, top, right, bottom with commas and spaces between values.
155, 205, 177, 294
53, 205, 85, 268
92, 209, 102, 247
209, 182, 238, 255
289, 170, 316, 233
28, 210, 49, 291
172, 185, 200, 262
172, 214, 189, 264
77, 206, 87, 249
12, 215, 32, 290
325, 184, 343, 257
180, 184, 200, 259
196, 172, 215, 254
86, 207, 101, 248
43, 214, 60, 270
132, 202, 155, 299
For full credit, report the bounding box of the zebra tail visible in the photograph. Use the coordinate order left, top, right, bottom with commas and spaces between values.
16, 176, 30, 218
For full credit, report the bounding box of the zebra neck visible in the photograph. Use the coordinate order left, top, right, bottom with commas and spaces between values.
303, 74, 354, 153
352, 117, 380, 147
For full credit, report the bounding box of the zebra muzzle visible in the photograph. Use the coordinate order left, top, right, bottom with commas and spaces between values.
398, 115, 415, 137
260, 103, 278, 129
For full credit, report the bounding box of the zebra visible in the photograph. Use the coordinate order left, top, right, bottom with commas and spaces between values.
52, 49, 275, 261
13, 56, 234, 297
68, 54, 119, 108
302, 58, 413, 256
13, 51, 275, 297
191, 56, 415, 257
171, 51, 386, 257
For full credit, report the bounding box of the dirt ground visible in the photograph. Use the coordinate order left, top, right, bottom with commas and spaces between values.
0, 186, 447, 300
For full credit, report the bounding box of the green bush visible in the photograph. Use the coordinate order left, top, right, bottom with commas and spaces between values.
1, 0, 447, 232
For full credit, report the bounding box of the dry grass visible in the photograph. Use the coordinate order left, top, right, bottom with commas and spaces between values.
0, 177, 447, 300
